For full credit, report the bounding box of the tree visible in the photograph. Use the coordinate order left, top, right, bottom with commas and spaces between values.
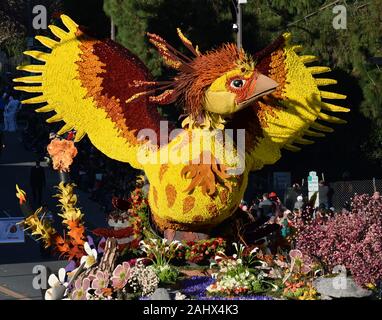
0, 0, 63, 57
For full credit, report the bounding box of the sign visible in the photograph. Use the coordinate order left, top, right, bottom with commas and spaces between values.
238, 0, 248, 3
0, 217, 24, 244
308, 171, 319, 192
308, 171, 319, 207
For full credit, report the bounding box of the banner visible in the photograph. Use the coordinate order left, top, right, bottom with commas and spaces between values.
0, 217, 24, 244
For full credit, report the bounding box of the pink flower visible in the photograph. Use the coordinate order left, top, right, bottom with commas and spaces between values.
300, 264, 312, 274
289, 249, 303, 260
111, 262, 130, 289
71, 277, 91, 300
91, 271, 110, 296
296, 194, 382, 286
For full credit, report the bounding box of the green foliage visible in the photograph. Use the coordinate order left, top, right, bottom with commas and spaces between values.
154, 264, 180, 285
104, 0, 234, 76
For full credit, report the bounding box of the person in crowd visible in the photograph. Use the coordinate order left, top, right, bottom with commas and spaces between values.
318, 180, 329, 209
294, 195, 304, 211
30, 160, 46, 208
258, 193, 274, 219
285, 183, 301, 210
239, 199, 257, 223
278, 210, 292, 238
3, 96, 21, 132
249, 199, 258, 216
372, 191, 380, 200
269, 191, 287, 218
0, 92, 8, 117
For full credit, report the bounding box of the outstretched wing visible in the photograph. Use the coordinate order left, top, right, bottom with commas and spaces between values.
231, 33, 349, 171
14, 15, 163, 169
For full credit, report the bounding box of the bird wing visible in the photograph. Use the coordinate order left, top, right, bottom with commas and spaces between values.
14, 15, 164, 169
230, 33, 349, 171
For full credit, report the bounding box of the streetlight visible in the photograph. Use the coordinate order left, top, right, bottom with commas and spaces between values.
231, 0, 247, 49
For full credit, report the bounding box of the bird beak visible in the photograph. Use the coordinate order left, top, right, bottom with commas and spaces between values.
238, 74, 279, 109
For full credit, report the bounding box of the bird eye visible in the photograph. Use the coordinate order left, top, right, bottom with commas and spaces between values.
230, 79, 246, 89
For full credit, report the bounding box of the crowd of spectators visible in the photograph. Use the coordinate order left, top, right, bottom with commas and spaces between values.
238, 181, 337, 249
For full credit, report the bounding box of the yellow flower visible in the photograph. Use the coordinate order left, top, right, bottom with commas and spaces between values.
24, 208, 56, 248
366, 283, 376, 290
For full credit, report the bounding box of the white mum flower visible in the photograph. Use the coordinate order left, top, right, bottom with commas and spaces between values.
80, 242, 98, 269
45, 268, 67, 300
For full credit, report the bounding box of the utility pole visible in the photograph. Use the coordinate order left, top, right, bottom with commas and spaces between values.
111, 17, 115, 41
232, 0, 247, 49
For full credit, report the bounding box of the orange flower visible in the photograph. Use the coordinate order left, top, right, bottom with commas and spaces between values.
284, 281, 304, 293
101, 287, 113, 297
47, 138, 78, 172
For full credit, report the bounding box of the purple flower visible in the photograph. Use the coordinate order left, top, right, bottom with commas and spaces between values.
65, 260, 76, 273
97, 237, 106, 254
91, 271, 110, 296
180, 276, 273, 300
111, 262, 130, 289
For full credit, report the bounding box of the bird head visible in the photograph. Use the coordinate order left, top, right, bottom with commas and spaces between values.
202, 61, 278, 116
127, 30, 278, 126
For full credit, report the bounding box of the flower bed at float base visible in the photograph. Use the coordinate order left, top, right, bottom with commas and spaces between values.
19, 176, 382, 300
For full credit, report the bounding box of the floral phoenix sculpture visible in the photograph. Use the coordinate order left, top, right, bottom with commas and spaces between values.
14, 15, 349, 233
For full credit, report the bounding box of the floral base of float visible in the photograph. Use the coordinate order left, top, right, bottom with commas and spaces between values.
14, 76, 380, 301
17, 177, 381, 300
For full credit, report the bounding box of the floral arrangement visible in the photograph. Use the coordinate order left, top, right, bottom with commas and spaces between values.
296, 194, 382, 287
184, 238, 226, 265
47, 138, 78, 172
46, 258, 159, 300
93, 180, 150, 252
21, 182, 87, 260
264, 249, 320, 300
206, 243, 271, 297
140, 238, 182, 284
180, 276, 273, 300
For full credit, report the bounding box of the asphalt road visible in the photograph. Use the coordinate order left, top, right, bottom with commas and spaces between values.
0, 126, 108, 299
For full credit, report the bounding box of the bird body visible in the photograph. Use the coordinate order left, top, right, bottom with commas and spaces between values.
14, 15, 349, 232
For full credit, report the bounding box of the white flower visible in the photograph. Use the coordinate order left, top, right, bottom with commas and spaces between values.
233, 254, 237, 259
45, 268, 67, 300
80, 242, 98, 269
175, 292, 187, 300
249, 247, 259, 255
237, 258, 242, 265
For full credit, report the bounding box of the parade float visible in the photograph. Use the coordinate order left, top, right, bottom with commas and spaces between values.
12, 15, 382, 300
